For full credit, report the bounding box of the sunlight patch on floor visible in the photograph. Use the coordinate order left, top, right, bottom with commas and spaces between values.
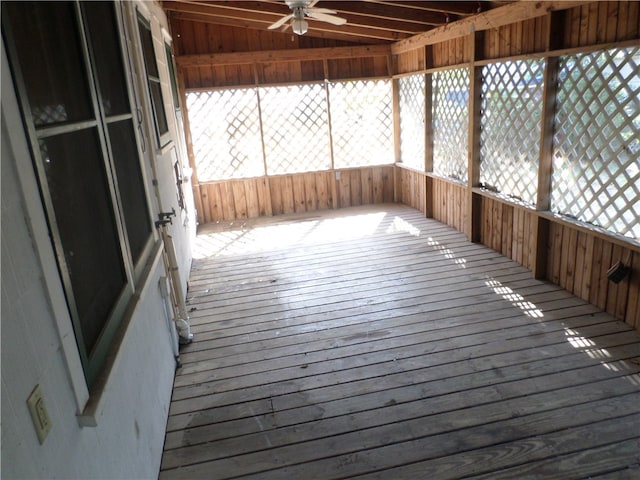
485, 279, 543, 318
193, 212, 387, 258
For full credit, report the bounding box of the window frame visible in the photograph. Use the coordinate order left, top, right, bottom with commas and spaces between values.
2, 1, 157, 389
136, 12, 171, 149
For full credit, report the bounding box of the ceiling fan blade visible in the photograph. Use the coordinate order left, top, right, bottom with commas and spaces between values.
305, 7, 338, 14
268, 14, 294, 30
306, 11, 347, 26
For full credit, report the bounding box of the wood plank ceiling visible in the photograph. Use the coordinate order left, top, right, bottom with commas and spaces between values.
161, 0, 514, 44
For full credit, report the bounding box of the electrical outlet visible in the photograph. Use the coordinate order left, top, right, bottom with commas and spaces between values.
27, 385, 52, 444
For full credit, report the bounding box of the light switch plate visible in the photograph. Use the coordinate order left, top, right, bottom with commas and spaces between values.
27, 384, 52, 444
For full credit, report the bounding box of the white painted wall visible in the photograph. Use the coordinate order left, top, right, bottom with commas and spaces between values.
0, 1, 195, 477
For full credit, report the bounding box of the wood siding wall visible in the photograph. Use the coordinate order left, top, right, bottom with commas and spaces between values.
195, 166, 394, 224
432, 177, 467, 234
396, 167, 426, 215
169, 21, 390, 89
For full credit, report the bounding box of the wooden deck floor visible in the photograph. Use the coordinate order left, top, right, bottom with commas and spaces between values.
161, 204, 640, 480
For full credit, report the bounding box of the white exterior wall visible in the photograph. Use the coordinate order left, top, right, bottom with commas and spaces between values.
0, 1, 195, 478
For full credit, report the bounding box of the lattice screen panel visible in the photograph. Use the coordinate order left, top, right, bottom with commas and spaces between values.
432, 68, 469, 182
260, 84, 331, 175
480, 59, 545, 205
186, 89, 264, 181
552, 47, 640, 240
399, 74, 426, 171
330, 79, 394, 168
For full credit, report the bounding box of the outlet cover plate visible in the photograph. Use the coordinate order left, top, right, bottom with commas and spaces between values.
27, 384, 52, 444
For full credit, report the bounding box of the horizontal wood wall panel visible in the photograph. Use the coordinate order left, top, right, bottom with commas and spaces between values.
195, 167, 393, 224
395, 49, 425, 74
432, 36, 469, 67
432, 178, 466, 233
478, 196, 541, 272
171, 21, 379, 89
396, 167, 426, 214
483, 16, 547, 59
563, 1, 639, 48
546, 221, 639, 327
327, 56, 388, 80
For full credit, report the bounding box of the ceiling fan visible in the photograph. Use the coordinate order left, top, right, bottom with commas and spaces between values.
268, 0, 347, 36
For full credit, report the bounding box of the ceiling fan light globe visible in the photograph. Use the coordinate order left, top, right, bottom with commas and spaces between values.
292, 18, 308, 35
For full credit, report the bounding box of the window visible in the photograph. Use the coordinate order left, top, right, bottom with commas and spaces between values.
4, 1, 154, 387
165, 41, 180, 110
137, 13, 169, 147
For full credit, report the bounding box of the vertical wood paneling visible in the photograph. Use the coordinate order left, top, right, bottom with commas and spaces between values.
626, 251, 640, 329
350, 170, 363, 206
231, 181, 248, 219
315, 171, 332, 211
245, 179, 260, 218
256, 177, 272, 217
281, 175, 295, 214
292, 175, 306, 213
269, 176, 284, 215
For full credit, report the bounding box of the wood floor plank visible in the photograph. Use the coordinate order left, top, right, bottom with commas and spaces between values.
161, 205, 640, 479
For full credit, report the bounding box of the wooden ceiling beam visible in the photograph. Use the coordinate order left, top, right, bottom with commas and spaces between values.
392, 0, 592, 53
169, 12, 391, 44
361, 0, 488, 16
314, 1, 461, 24
175, 44, 392, 67
164, 0, 442, 31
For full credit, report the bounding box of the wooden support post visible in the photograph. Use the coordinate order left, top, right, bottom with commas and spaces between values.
424, 45, 434, 218
531, 13, 562, 278
176, 67, 205, 225
467, 30, 483, 242
392, 73, 402, 203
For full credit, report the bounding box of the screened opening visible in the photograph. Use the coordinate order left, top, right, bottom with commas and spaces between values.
185, 79, 393, 181
552, 46, 640, 240
432, 68, 469, 183
480, 59, 545, 206
399, 74, 426, 171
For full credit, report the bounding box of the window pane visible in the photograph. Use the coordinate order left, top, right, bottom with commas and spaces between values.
138, 17, 159, 77
5, 2, 93, 127
108, 120, 152, 264
138, 15, 170, 144
165, 42, 180, 109
83, 1, 130, 116
150, 80, 169, 136
41, 129, 127, 356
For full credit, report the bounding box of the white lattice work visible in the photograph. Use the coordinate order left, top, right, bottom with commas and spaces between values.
330, 79, 394, 168
432, 68, 470, 182
260, 84, 331, 175
480, 59, 545, 205
552, 47, 640, 240
399, 74, 426, 171
186, 89, 264, 181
